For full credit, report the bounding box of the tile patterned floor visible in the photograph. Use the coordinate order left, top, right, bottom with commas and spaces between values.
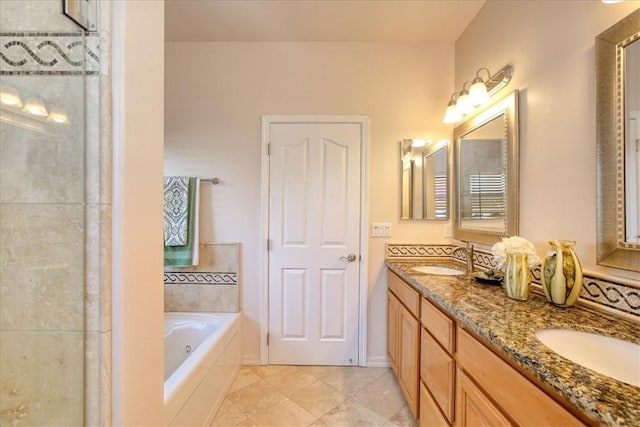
213, 365, 418, 427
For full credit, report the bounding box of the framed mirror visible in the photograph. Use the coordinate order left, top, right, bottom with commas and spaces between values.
400, 139, 449, 220
596, 9, 640, 272
453, 90, 519, 245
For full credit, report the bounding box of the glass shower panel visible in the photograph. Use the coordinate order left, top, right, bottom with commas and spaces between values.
0, 28, 87, 426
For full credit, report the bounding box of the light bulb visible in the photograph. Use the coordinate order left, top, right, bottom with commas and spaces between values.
469, 79, 490, 106
443, 102, 462, 124
48, 107, 69, 124
456, 91, 474, 115
411, 139, 427, 148
22, 97, 48, 117
0, 86, 23, 108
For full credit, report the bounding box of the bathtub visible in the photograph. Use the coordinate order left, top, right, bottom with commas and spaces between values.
164, 312, 241, 426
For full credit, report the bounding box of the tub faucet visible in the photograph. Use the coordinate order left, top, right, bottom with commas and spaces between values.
452, 242, 474, 274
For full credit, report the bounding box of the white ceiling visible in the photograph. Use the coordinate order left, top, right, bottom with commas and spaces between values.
165, 0, 486, 43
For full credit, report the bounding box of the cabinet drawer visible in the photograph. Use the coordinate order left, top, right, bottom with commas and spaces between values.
421, 328, 455, 423
420, 381, 449, 427
421, 298, 455, 353
457, 369, 513, 427
388, 271, 420, 317
457, 328, 585, 427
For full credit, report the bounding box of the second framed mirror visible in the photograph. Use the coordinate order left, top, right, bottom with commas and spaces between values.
453, 90, 519, 244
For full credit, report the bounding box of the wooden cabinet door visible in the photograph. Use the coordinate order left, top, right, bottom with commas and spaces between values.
420, 381, 449, 427
399, 304, 420, 418
421, 328, 455, 423
457, 369, 513, 427
387, 292, 400, 375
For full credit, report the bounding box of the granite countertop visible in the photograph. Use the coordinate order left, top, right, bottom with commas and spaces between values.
385, 259, 640, 427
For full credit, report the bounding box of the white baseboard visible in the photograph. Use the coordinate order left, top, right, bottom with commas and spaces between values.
367, 356, 391, 368
242, 354, 261, 365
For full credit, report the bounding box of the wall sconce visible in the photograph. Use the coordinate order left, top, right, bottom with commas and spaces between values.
443, 64, 513, 124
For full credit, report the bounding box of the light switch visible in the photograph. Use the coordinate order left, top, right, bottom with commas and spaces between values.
372, 222, 392, 237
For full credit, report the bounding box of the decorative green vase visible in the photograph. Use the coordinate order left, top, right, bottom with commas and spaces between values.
504, 251, 531, 301
541, 240, 583, 307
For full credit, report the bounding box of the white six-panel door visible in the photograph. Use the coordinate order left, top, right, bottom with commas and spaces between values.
268, 121, 362, 365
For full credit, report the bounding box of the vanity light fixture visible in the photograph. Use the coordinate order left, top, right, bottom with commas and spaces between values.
411, 138, 427, 148
601, 0, 624, 3
443, 92, 462, 124
443, 64, 513, 124
22, 97, 48, 117
0, 86, 23, 108
456, 82, 475, 116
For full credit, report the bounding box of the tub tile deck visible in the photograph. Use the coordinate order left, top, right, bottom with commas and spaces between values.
214, 366, 417, 427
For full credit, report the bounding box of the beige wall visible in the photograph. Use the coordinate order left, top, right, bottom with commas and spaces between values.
164, 41, 454, 363
112, 1, 165, 424
456, 1, 640, 283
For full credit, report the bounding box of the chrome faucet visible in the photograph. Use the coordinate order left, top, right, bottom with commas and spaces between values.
452, 242, 474, 273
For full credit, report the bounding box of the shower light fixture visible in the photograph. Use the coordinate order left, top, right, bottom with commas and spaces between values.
443, 65, 513, 124
0, 86, 23, 108
23, 97, 48, 117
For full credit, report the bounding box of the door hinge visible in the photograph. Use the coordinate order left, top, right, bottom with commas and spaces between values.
266, 333, 270, 346
267, 142, 271, 156
267, 239, 272, 251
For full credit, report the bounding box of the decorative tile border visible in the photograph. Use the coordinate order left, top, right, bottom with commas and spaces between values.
0, 32, 99, 75
387, 243, 640, 319
163, 272, 238, 286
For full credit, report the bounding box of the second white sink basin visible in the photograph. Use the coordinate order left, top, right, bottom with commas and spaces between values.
412, 265, 464, 276
535, 329, 640, 387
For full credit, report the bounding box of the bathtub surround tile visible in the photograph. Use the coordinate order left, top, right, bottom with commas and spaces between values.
0, 1, 81, 32
264, 366, 318, 397
0, 330, 84, 426
0, 203, 84, 331
164, 283, 238, 312
248, 398, 316, 427
226, 379, 287, 417
164, 271, 238, 285
164, 242, 239, 274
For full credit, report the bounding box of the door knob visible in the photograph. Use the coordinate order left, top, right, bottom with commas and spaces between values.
340, 253, 357, 262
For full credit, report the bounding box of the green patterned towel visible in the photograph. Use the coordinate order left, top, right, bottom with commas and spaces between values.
164, 177, 197, 266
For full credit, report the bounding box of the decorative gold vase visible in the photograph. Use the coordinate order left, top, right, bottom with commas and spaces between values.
504, 251, 531, 301
541, 240, 583, 307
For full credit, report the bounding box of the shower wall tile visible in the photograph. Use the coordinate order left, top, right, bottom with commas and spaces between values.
0, 1, 79, 32
100, 74, 113, 205
86, 75, 101, 205
164, 284, 239, 313
0, 77, 85, 204
85, 330, 111, 427
0, 204, 84, 331
164, 242, 239, 273
85, 204, 111, 333
0, 330, 84, 426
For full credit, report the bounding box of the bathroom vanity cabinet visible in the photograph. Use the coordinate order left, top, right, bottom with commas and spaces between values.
387, 271, 421, 417
386, 270, 586, 427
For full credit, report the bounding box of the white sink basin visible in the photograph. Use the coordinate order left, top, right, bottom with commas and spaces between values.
411, 265, 464, 276
535, 329, 640, 387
